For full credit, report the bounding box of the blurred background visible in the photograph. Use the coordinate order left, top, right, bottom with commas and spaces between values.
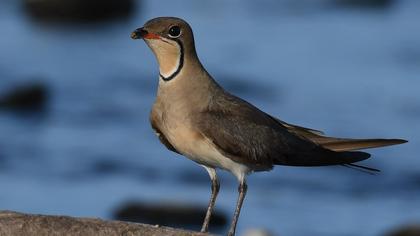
0, 0, 419, 235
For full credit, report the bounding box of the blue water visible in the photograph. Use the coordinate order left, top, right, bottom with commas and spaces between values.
1, 0, 420, 235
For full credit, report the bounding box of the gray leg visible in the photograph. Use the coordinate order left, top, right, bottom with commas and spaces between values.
201, 166, 220, 233
228, 177, 247, 236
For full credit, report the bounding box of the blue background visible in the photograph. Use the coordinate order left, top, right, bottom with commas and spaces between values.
0, 0, 419, 235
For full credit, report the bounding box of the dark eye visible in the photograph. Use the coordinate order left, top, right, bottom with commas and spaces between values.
168, 26, 181, 38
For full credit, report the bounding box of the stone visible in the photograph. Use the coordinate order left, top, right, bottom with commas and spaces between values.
24, 0, 136, 23
0, 83, 48, 112
0, 210, 212, 236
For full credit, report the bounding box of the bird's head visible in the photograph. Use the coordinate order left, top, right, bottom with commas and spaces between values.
131, 17, 197, 81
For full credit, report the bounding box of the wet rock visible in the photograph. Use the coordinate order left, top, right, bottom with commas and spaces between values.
113, 201, 227, 231
334, 0, 393, 8
242, 229, 273, 236
385, 224, 420, 236
0, 210, 210, 236
0, 83, 48, 112
23, 0, 136, 23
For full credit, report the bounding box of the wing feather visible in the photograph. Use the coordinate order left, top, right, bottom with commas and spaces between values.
268, 115, 407, 151
196, 92, 371, 169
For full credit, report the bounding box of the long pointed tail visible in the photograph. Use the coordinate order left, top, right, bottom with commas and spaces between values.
313, 138, 407, 152
342, 163, 381, 175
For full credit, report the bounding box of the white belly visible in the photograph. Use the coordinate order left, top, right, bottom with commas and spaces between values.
188, 137, 250, 182
164, 124, 250, 181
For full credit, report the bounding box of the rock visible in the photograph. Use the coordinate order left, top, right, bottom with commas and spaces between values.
0, 83, 48, 112
113, 201, 227, 231
0, 210, 212, 236
241, 229, 273, 236
334, 0, 393, 8
385, 224, 420, 236
23, 0, 136, 23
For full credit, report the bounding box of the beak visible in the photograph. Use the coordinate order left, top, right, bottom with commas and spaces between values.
131, 27, 160, 40
131, 27, 147, 39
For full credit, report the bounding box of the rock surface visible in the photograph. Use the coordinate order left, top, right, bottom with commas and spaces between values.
385, 224, 420, 236
0, 210, 213, 236
0, 83, 48, 112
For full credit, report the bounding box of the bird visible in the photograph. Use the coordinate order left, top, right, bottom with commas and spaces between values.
131, 17, 407, 236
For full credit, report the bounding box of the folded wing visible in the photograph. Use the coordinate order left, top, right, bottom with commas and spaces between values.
197, 92, 376, 169
274, 116, 407, 151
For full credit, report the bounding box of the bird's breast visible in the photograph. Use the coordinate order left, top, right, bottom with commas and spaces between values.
157, 109, 249, 180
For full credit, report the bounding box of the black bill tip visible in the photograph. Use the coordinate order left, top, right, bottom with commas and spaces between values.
131, 27, 147, 40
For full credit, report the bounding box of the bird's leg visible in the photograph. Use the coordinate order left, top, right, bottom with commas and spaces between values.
201, 166, 220, 233
228, 177, 247, 236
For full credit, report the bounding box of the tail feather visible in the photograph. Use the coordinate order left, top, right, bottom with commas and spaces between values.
273, 117, 407, 169
279, 118, 407, 151
316, 138, 407, 152
342, 163, 380, 175
275, 150, 371, 167
336, 150, 371, 164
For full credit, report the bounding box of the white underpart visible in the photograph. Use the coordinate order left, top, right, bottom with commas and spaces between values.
185, 136, 250, 182
201, 165, 217, 181
161, 119, 250, 181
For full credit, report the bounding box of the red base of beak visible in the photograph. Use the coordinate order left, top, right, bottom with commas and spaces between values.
143, 33, 160, 39
131, 27, 161, 40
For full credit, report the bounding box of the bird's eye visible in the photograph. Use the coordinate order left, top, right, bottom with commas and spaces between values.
168, 26, 181, 38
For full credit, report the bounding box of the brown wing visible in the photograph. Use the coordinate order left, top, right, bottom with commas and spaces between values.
196, 91, 370, 169
269, 115, 407, 151
197, 109, 280, 170
273, 118, 325, 136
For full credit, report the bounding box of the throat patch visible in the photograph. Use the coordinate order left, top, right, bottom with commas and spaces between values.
160, 39, 184, 81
